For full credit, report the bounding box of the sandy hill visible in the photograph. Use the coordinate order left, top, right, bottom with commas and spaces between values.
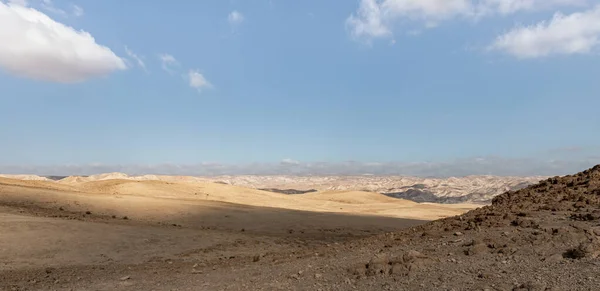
302, 190, 416, 205
56, 173, 206, 184
3, 167, 599, 290
33, 172, 546, 203
0, 174, 50, 181
0, 176, 78, 192
1, 175, 475, 221
74, 179, 469, 220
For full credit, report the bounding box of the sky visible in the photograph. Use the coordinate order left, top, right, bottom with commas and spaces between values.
1, 0, 599, 176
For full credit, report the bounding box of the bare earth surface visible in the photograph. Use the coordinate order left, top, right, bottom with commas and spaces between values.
0, 177, 471, 290
1, 166, 600, 290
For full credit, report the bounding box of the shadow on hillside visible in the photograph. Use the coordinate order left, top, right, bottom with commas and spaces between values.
0, 187, 427, 242
171, 200, 427, 240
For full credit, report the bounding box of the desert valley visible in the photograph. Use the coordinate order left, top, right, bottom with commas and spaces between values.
2, 168, 600, 290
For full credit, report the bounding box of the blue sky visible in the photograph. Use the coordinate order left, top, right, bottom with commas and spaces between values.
1, 0, 599, 176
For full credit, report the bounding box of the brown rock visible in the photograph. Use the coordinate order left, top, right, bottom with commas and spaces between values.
366, 253, 390, 276
513, 281, 546, 291
544, 253, 564, 263
465, 243, 488, 256
402, 250, 427, 263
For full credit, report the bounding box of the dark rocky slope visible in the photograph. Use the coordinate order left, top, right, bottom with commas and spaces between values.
343, 165, 600, 290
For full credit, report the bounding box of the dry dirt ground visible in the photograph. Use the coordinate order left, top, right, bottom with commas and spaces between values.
0, 177, 472, 291
1, 166, 600, 291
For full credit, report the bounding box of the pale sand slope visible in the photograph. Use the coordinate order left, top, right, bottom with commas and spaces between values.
0, 176, 477, 288
50, 172, 544, 202
1, 177, 434, 271
0, 174, 51, 181
1, 177, 479, 220
58, 178, 477, 220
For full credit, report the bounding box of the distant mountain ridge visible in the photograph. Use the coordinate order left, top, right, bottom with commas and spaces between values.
204, 175, 547, 204
0, 172, 547, 204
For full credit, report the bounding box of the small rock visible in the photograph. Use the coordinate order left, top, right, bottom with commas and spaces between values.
544, 253, 563, 263
403, 250, 427, 263
563, 242, 600, 259
120, 276, 131, 281
454, 232, 464, 236
314, 273, 323, 279
366, 253, 390, 276
513, 281, 546, 291
464, 243, 488, 256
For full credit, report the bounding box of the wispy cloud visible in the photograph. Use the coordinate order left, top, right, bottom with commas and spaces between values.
228, 10, 244, 28
187, 69, 212, 93
40, 0, 67, 16
72, 4, 83, 17
124, 46, 147, 72
8, 0, 28, 6
158, 54, 179, 74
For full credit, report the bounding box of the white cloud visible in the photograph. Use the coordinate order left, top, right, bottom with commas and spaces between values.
281, 158, 300, 165
187, 69, 212, 92
346, 0, 391, 41
0, 2, 127, 83
228, 10, 244, 26
124, 46, 146, 71
158, 54, 179, 74
346, 0, 590, 42
72, 4, 83, 17
489, 6, 600, 58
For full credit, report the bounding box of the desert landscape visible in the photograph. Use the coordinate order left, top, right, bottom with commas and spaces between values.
1, 167, 600, 290
2, 1, 600, 290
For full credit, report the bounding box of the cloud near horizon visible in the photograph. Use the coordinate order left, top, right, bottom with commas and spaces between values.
0, 1, 127, 83
1, 157, 598, 177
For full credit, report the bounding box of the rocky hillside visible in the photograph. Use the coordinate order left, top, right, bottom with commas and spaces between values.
335, 165, 600, 290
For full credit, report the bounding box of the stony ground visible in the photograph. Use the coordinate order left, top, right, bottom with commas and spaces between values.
2, 166, 600, 290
